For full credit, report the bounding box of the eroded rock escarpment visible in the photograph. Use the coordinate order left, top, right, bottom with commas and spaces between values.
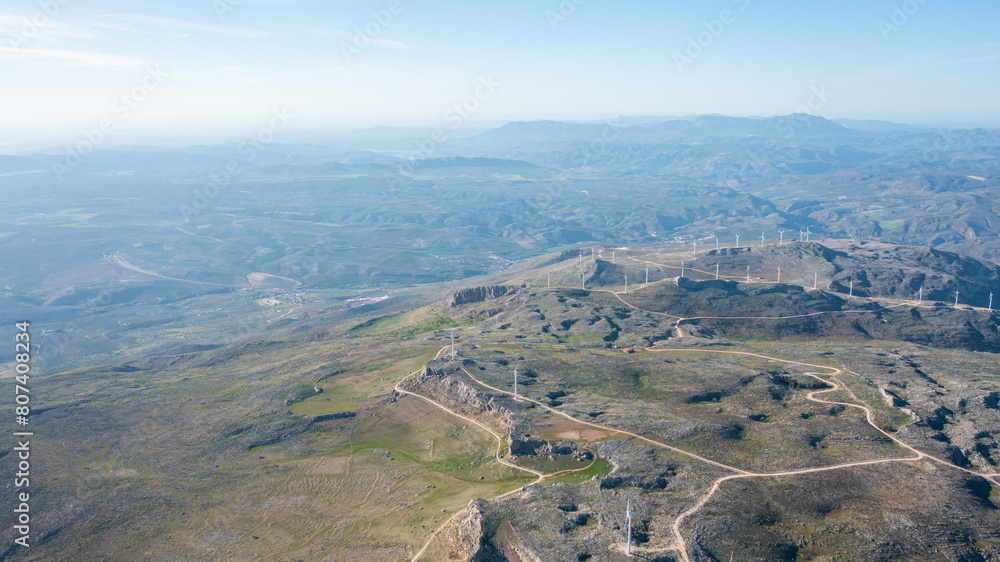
446, 285, 516, 307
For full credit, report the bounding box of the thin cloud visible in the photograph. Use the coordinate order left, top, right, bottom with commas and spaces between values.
94, 13, 269, 39
0, 46, 147, 66
369, 38, 416, 50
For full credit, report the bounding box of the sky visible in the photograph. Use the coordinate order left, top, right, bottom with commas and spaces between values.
2, 0, 999, 149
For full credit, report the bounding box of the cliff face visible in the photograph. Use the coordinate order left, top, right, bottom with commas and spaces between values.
442, 500, 506, 561
446, 285, 516, 307
419, 361, 517, 433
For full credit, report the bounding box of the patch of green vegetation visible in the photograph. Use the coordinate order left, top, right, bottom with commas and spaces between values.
544, 457, 612, 485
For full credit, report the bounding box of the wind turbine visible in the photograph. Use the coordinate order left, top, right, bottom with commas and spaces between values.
625, 492, 633, 556
760, 231, 766, 248
680, 261, 685, 278
805, 226, 812, 242
955, 290, 960, 309
778, 230, 785, 245
813, 271, 818, 290
512, 361, 520, 400
716, 264, 720, 280
989, 292, 994, 311
735, 234, 740, 248
645, 267, 649, 284
777, 267, 781, 284
624, 275, 628, 295
918, 286, 923, 305
849, 280, 854, 297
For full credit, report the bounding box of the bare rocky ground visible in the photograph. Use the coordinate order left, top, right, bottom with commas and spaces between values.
6, 241, 998, 561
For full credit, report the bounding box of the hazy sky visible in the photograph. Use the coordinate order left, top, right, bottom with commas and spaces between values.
2, 0, 999, 146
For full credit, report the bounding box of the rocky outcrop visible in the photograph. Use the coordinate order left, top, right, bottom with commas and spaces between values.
442, 500, 505, 561
446, 285, 516, 307
418, 360, 517, 433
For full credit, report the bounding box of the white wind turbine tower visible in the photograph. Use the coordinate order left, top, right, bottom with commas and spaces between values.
813, 271, 818, 290
760, 231, 766, 248
645, 267, 649, 284
715, 264, 720, 280
918, 286, 923, 305
735, 233, 740, 248
805, 226, 812, 242
955, 290, 960, 309
849, 280, 854, 297
777, 267, 781, 284
680, 261, 685, 278
778, 230, 785, 245
512, 361, 520, 399
625, 492, 633, 556
989, 292, 994, 311
624, 275, 628, 295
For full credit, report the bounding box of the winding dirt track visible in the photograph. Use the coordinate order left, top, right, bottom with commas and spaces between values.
397, 262, 1000, 561
397, 347, 601, 562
